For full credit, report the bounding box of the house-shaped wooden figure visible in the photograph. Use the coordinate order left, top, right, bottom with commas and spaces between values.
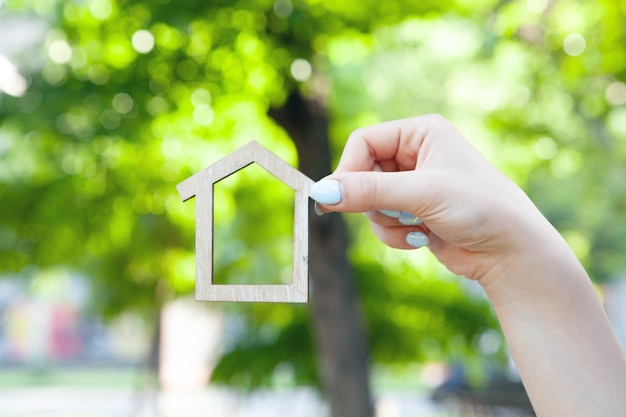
177, 141, 313, 303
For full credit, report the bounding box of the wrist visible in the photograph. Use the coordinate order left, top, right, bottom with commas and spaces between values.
477, 225, 586, 308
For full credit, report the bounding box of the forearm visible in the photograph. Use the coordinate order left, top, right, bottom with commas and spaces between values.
480, 227, 626, 416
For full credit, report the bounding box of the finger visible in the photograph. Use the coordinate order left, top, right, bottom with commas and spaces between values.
334, 114, 457, 173
371, 223, 430, 250
311, 170, 432, 215
365, 210, 423, 227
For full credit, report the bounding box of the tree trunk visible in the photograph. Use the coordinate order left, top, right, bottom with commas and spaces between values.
270, 92, 374, 417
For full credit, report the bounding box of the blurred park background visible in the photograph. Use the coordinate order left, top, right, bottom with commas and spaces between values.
2, 0, 626, 416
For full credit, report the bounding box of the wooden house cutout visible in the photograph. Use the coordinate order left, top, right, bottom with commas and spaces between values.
177, 141, 313, 303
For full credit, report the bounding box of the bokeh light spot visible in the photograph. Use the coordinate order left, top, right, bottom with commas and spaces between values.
70, 47, 87, 69
104, 34, 136, 68
113, 93, 134, 114
48, 40, 72, 64
290, 59, 312, 81
550, 149, 582, 178
563, 33, 586, 56
42, 63, 66, 85
191, 88, 212, 106
193, 105, 215, 126
147, 96, 169, 116
154, 24, 183, 51
160, 137, 183, 159
606, 108, 626, 139
89, 0, 113, 21
100, 109, 121, 129
132, 30, 155, 54
534, 137, 557, 160
476, 330, 502, 355
605, 81, 626, 106
273, 0, 293, 18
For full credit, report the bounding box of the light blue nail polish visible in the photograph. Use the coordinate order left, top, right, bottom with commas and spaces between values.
379, 210, 401, 218
399, 211, 423, 226
314, 202, 325, 216
406, 232, 429, 248
311, 179, 342, 205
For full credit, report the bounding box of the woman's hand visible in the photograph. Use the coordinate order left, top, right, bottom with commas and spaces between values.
312, 114, 554, 286
311, 115, 626, 417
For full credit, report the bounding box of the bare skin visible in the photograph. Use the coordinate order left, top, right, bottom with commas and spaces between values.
312, 115, 626, 417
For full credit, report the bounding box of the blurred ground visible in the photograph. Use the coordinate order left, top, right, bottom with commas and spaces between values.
0, 293, 446, 417
0, 370, 446, 417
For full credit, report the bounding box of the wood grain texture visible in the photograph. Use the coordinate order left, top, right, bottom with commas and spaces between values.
176, 140, 313, 303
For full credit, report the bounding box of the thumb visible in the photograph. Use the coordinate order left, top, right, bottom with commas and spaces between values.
311, 170, 427, 214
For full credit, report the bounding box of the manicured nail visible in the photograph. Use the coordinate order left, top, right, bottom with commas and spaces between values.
406, 232, 429, 248
314, 202, 325, 216
398, 212, 422, 226
311, 179, 342, 205
379, 210, 401, 218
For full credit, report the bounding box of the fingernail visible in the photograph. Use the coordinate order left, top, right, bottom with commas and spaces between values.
398, 212, 423, 226
314, 202, 325, 216
311, 179, 342, 205
406, 232, 429, 248
379, 210, 401, 218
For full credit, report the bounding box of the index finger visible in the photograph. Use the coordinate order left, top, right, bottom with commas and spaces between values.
334, 115, 440, 174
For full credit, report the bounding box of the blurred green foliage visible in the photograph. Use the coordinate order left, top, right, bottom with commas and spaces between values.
2, 0, 626, 389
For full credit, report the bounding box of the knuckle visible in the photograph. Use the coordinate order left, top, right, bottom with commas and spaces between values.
355, 174, 386, 210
